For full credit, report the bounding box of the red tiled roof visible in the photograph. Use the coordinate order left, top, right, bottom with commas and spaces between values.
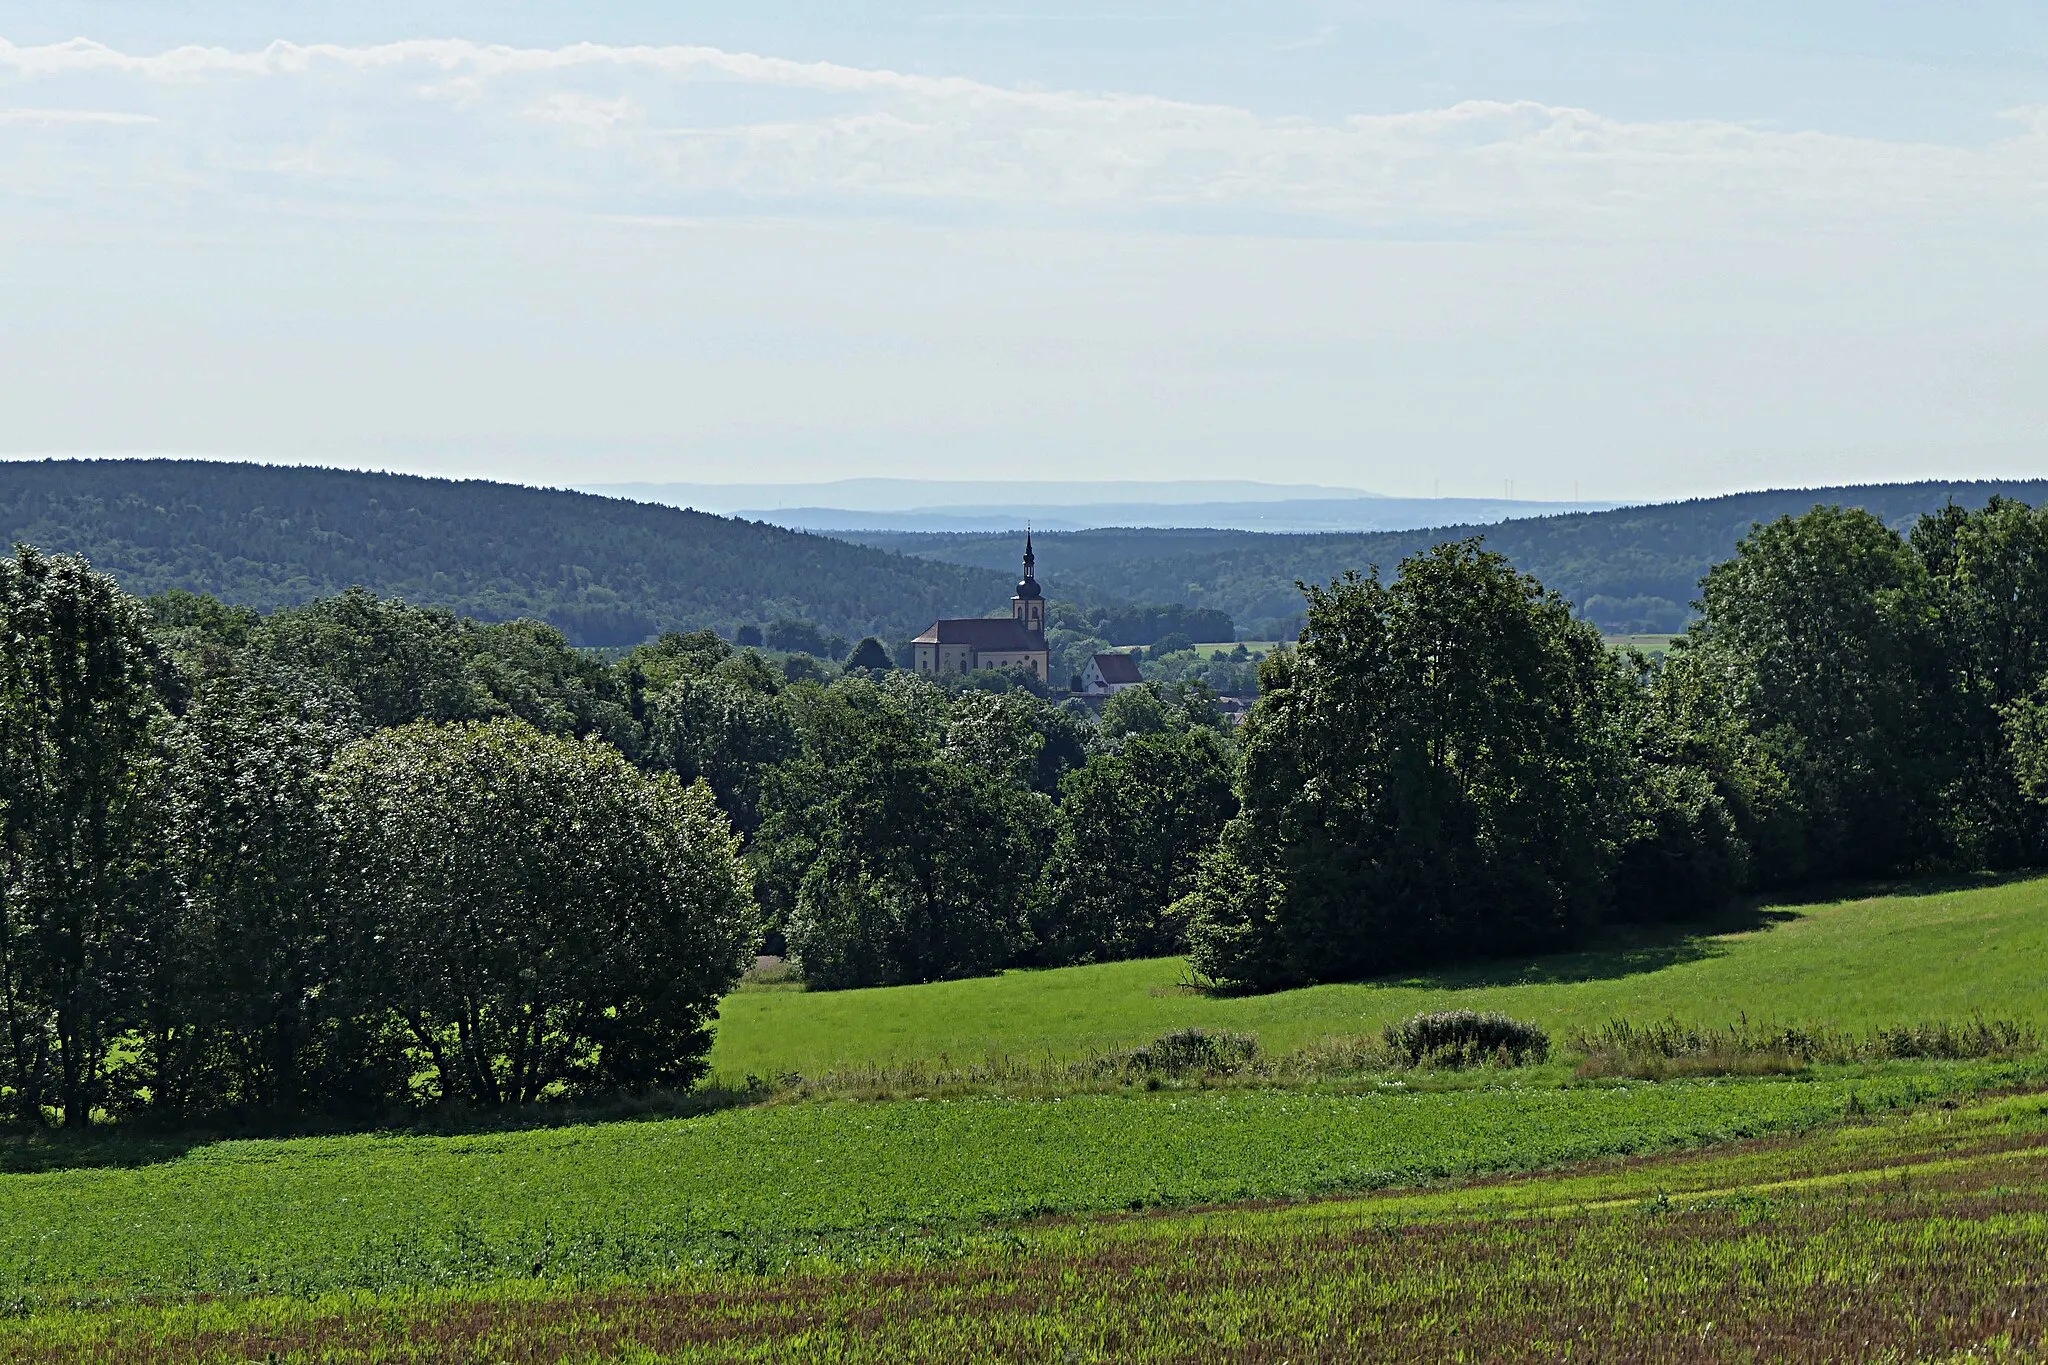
912, 618, 1046, 649
1090, 652, 1144, 683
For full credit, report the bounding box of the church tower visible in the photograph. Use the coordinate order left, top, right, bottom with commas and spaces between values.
1011, 529, 1046, 636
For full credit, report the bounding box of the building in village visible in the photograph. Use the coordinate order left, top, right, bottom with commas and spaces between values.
909, 533, 1052, 682
1078, 651, 1144, 695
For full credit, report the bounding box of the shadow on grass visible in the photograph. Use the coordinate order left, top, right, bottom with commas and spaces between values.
0, 1129, 209, 1176
1753, 866, 2045, 911
1203, 868, 2047, 998
0, 1081, 773, 1175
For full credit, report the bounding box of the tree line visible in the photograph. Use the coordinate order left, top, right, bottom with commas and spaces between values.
0, 560, 1236, 1127
9, 495, 2048, 1127
1185, 498, 2048, 987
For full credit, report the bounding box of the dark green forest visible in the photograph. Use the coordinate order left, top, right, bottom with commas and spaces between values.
846, 481, 2048, 636
0, 460, 1010, 646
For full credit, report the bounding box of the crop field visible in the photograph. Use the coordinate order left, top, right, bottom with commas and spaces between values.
4, 1065, 2012, 1306
711, 874, 2048, 1078
10, 1084, 2048, 1362
1, 877, 2043, 1361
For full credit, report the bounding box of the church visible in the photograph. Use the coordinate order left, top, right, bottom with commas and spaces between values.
910, 533, 1053, 682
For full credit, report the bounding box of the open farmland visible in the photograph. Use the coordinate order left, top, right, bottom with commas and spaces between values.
10, 1085, 2048, 1362
0, 1067, 2007, 1306
710, 875, 2048, 1079
0, 876, 2042, 1360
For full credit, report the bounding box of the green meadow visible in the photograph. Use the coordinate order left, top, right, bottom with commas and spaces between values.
2, 1069, 1995, 1304
9, 1082, 2048, 1362
710, 875, 2048, 1078
2, 874, 2046, 1360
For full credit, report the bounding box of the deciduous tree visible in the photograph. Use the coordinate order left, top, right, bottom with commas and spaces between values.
0, 548, 170, 1126
325, 719, 756, 1105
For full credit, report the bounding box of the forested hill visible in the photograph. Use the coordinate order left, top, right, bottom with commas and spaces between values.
843, 480, 2048, 636
0, 460, 1012, 646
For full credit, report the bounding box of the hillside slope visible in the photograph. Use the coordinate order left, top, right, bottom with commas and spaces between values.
845, 480, 2048, 634
710, 876, 2048, 1076
0, 460, 1011, 646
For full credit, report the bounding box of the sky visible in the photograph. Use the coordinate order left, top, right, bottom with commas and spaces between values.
0, 2, 2042, 502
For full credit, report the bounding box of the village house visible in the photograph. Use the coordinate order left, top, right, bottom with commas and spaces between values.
1078, 651, 1144, 695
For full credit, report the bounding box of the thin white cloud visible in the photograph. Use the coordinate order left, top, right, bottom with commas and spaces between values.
0, 36, 2040, 234
0, 106, 157, 125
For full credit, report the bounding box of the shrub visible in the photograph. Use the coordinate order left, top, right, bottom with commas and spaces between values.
1116, 1028, 1261, 1076
1383, 1011, 1551, 1068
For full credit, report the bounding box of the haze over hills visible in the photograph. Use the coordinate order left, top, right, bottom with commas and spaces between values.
842, 480, 2048, 637
586, 479, 1618, 534
0, 459, 1010, 647
584, 479, 1373, 512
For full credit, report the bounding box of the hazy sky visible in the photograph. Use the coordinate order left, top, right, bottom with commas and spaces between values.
0, 3, 2042, 501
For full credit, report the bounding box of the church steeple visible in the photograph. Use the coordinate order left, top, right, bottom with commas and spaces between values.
1012, 527, 1045, 636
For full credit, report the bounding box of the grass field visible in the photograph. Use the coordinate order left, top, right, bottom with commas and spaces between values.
11, 1083, 2048, 1362
711, 875, 2048, 1079
5, 1064, 2006, 1306
3, 876, 2044, 1360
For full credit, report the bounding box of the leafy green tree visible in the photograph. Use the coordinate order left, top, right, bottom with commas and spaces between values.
844, 637, 893, 672
1913, 499, 2048, 867
259, 590, 638, 748
1037, 728, 1237, 963
145, 662, 404, 1120
1632, 645, 1804, 888
257, 588, 484, 729
622, 630, 733, 693
946, 689, 1090, 797
143, 590, 263, 695
1185, 542, 1626, 990
325, 719, 756, 1105
1148, 631, 1194, 661
1689, 507, 1945, 881
1609, 758, 1750, 921
0, 548, 171, 1126
1099, 684, 1170, 740
1097, 680, 1232, 746
644, 674, 798, 837
462, 619, 638, 753
782, 653, 831, 685
766, 619, 846, 660
776, 681, 1050, 988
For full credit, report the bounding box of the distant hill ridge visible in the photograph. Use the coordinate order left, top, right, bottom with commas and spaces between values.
0, 459, 1011, 646
5, 462, 2039, 646
842, 480, 2048, 636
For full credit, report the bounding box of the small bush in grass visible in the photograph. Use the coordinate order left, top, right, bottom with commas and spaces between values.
1383, 1012, 1550, 1068
1116, 1028, 1261, 1076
